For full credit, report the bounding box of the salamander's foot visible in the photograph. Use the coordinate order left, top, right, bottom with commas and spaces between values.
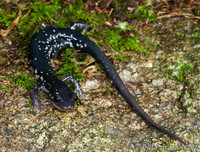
68, 22, 93, 34
75, 87, 84, 99
33, 102, 46, 111
80, 24, 93, 34
61, 75, 84, 99
30, 85, 46, 111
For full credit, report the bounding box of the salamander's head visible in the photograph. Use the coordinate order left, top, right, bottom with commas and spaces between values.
49, 81, 78, 111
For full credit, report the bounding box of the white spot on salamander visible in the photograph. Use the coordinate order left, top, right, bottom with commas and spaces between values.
36, 75, 39, 79
40, 76, 43, 81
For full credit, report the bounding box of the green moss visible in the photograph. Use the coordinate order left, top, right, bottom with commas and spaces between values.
112, 0, 130, 12
99, 26, 150, 61
0, 11, 16, 27
10, 73, 35, 90
125, 0, 156, 21
27, 102, 34, 108
191, 28, 200, 42
56, 48, 84, 81
17, 0, 62, 36
0, 85, 11, 91
165, 61, 195, 82
65, 0, 99, 25
133, 6, 156, 21
162, 60, 199, 112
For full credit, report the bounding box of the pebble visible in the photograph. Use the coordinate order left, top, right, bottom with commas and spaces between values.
152, 79, 163, 87
82, 80, 101, 91
120, 69, 132, 82
21, 118, 30, 123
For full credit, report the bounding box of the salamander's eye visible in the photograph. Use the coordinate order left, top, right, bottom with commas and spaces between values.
54, 95, 62, 103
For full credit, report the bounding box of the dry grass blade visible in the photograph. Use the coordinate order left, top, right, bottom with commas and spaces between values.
157, 12, 200, 20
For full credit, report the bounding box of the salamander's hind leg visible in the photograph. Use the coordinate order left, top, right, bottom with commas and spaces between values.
68, 22, 93, 34
30, 84, 46, 111
61, 75, 84, 99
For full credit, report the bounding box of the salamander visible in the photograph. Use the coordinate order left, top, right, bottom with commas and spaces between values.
28, 23, 186, 144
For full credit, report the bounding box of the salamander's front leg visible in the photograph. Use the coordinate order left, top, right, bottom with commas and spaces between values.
61, 75, 84, 99
30, 84, 46, 111
68, 22, 93, 34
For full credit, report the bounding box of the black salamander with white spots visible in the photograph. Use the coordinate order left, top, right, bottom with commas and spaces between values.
28, 23, 186, 144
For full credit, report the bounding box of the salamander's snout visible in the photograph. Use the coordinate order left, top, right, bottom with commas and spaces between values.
50, 85, 78, 111
51, 94, 76, 111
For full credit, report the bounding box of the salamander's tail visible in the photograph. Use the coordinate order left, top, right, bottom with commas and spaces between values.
71, 31, 186, 145
86, 40, 186, 145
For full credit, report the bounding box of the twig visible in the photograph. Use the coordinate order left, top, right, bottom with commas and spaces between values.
0, 9, 22, 37
157, 12, 200, 20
